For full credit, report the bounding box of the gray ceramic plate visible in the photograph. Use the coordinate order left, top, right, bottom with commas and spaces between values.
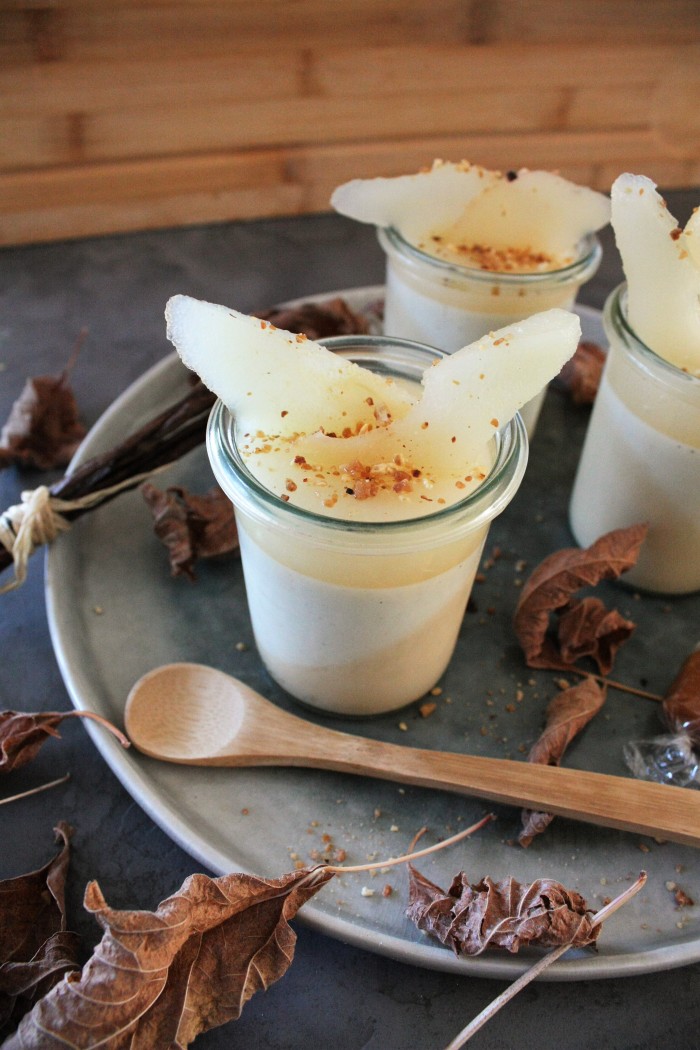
46, 290, 700, 980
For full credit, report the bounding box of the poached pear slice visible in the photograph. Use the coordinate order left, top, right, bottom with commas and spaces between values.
330, 161, 501, 246
611, 174, 700, 376
439, 169, 610, 263
393, 307, 581, 473
298, 308, 581, 479
165, 294, 414, 437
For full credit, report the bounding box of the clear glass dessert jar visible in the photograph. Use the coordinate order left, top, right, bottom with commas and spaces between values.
207, 336, 528, 716
569, 284, 700, 595
378, 226, 601, 436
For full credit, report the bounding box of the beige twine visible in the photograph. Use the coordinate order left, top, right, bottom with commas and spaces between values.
0, 466, 174, 594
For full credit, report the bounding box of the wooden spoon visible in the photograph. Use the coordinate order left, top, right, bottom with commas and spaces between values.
124, 662, 700, 847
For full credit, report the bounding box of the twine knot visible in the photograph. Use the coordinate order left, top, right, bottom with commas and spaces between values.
0, 463, 178, 595
0, 486, 75, 593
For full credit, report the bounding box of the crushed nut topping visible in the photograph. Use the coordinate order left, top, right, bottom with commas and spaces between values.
429, 239, 559, 272
338, 458, 426, 500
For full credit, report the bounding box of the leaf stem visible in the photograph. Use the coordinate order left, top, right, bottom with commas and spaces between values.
0, 772, 71, 806
324, 814, 494, 874
442, 872, 647, 1049
548, 664, 662, 703
65, 710, 131, 748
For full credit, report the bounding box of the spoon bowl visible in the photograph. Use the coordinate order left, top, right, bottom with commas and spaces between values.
125, 663, 700, 847
126, 663, 248, 762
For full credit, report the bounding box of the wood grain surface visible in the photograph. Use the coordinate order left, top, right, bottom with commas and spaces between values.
2, 1, 699, 245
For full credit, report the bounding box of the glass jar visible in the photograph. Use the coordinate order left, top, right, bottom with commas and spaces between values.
378, 226, 601, 435
569, 284, 700, 594
207, 335, 528, 715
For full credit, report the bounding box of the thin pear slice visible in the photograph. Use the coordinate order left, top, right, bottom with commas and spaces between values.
611, 174, 700, 375
441, 169, 610, 262
681, 201, 700, 270
300, 309, 581, 469
392, 308, 581, 472
331, 161, 502, 244
165, 294, 414, 436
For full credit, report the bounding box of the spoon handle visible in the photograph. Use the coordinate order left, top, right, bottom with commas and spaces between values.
375, 743, 699, 845
251, 719, 700, 847
124, 663, 700, 848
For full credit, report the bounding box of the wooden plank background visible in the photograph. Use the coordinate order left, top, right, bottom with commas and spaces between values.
2, 1, 700, 246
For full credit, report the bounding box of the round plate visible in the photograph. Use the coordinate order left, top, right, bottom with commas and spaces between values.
46, 290, 700, 980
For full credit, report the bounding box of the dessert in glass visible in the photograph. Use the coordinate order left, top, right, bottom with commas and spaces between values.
569, 174, 700, 594
332, 160, 609, 434
166, 297, 580, 714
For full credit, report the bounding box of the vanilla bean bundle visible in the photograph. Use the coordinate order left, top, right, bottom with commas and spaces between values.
0, 381, 215, 580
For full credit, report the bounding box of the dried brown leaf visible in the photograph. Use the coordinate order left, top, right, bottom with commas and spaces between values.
256, 296, 371, 339
517, 809, 556, 848
526, 679, 607, 767
0, 710, 128, 774
407, 867, 599, 956
513, 524, 647, 672
0, 823, 81, 1035
662, 648, 700, 745
519, 678, 607, 847
5, 865, 333, 1049
0, 369, 86, 472
557, 597, 636, 676
557, 340, 606, 404
142, 482, 239, 580
0, 713, 67, 774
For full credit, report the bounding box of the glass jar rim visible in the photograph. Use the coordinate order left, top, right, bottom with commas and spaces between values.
378, 225, 602, 287
605, 284, 700, 389
206, 335, 529, 554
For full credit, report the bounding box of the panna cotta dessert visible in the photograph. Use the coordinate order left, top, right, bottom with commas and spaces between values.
166, 297, 580, 713
332, 160, 609, 434
569, 174, 700, 594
